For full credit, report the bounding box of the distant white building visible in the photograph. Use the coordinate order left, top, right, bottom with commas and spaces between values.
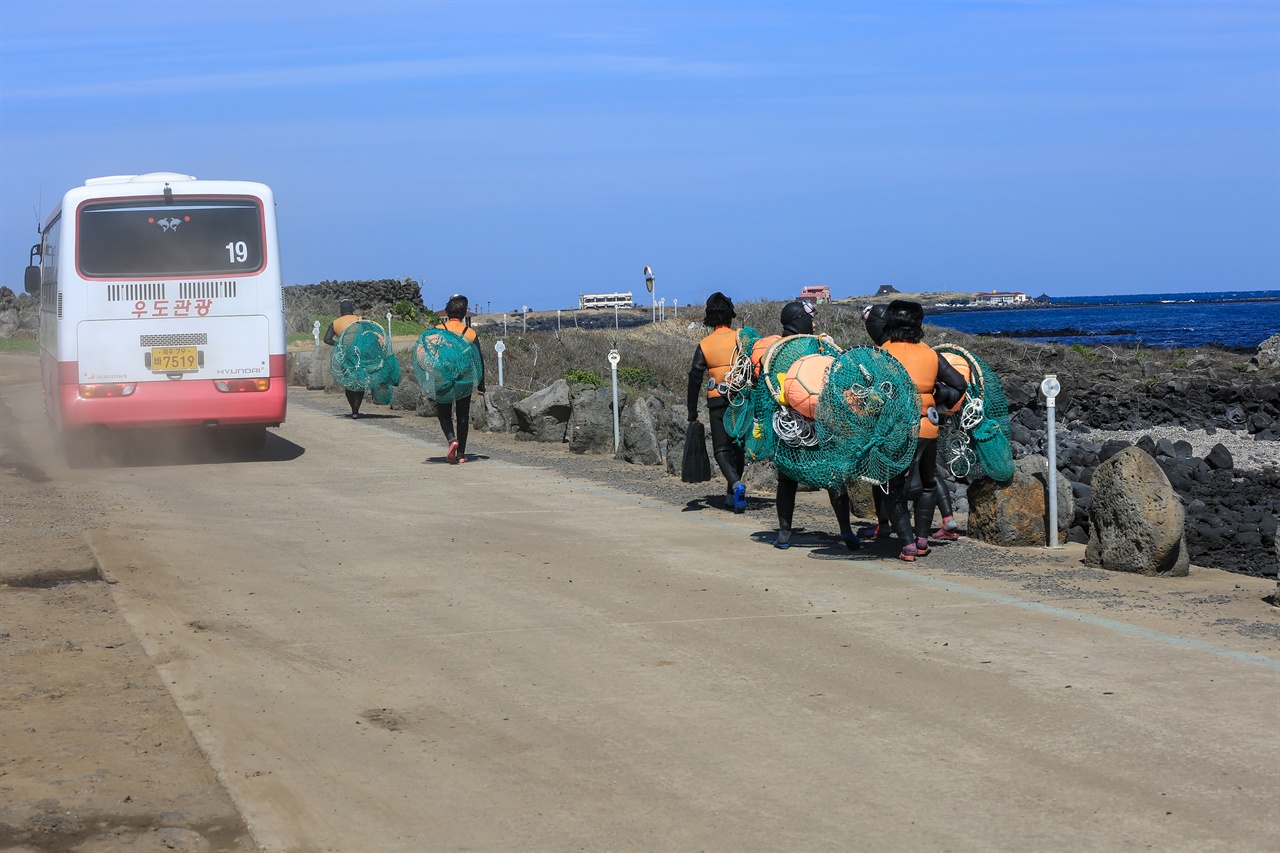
579, 292, 634, 309
974, 291, 1028, 306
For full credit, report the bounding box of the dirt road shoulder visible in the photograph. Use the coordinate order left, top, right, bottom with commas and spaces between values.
1, 354, 255, 853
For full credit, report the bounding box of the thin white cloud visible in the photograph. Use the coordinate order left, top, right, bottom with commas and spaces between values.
2, 53, 766, 101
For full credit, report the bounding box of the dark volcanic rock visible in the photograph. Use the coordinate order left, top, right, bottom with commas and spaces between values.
1204, 443, 1234, 470
1086, 447, 1189, 577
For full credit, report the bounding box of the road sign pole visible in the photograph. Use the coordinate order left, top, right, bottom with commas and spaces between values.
608, 350, 621, 452
1042, 374, 1062, 549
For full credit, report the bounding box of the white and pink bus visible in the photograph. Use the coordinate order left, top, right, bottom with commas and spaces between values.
24, 173, 287, 456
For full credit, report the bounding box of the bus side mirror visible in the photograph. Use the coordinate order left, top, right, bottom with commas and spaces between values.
24, 265, 40, 295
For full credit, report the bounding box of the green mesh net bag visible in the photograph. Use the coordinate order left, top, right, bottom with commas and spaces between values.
726, 333, 834, 466
758, 335, 849, 489
412, 328, 483, 404
734, 385, 781, 463
726, 337, 922, 489
724, 327, 764, 441
330, 320, 402, 405
813, 346, 921, 486
935, 343, 1015, 482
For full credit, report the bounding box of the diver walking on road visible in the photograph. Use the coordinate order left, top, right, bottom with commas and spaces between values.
879, 300, 968, 562
688, 292, 747, 512
323, 298, 365, 418
435, 294, 486, 464
770, 301, 859, 550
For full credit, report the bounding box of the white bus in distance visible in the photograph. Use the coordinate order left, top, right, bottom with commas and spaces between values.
578, 292, 633, 309
24, 173, 287, 461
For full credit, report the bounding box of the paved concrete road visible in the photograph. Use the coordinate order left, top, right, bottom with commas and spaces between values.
14, 378, 1277, 851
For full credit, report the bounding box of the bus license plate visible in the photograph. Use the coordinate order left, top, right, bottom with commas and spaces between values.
150, 346, 198, 372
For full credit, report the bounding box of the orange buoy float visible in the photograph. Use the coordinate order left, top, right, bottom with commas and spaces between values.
778, 354, 833, 419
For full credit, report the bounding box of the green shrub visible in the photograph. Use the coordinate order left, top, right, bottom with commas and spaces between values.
1069, 343, 1099, 361
565, 368, 603, 386
618, 365, 656, 387
391, 300, 420, 322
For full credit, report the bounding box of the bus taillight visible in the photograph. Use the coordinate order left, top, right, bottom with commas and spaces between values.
79, 383, 136, 398
214, 378, 270, 393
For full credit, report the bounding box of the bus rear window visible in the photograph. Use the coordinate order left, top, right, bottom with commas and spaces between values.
78, 197, 264, 277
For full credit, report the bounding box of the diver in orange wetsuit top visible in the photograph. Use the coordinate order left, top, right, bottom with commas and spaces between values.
323, 298, 365, 418
687, 292, 747, 512
879, 300, 968, 562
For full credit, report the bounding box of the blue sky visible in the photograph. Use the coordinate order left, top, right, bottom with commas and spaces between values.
2, 1, 1277, 312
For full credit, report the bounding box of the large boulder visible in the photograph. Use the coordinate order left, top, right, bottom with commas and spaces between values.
469, 394, 489, 431
480, 388, 521, 432
1014, 454, 1074, 539
569, 384, 625, 454
287, 351, 309, 387
967, 471, 1056, 547
514, 379, 571, 442
416, 395, 439, 418
391, 374, 422, 412
1250, 333, 1280, 371
617, 394, 667, 465
1085, 446, 1190, 576
306, 350, 331, 391
744, 460, 778, 495
839, 473, 880, 514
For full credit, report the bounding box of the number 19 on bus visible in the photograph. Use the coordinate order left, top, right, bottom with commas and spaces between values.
226, 241, 248, 263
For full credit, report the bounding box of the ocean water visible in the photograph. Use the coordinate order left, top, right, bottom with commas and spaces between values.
927, 291, 1280, 350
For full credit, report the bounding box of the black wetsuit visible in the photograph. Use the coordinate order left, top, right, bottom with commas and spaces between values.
882, 347, 969, 544
324, 315, 364, 416
435, 318, 486, 458
687, 340, 744, 493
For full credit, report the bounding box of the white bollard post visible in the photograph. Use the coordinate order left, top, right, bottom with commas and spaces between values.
385, 312, 395, 408
495, 340, 506, 388
503, 313, 508, 337
673, 298, 678, 320
608, 350, 621, 452
557, 309, 562, 333
312, 320, 321, 350
1042, 374, 1062, 548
